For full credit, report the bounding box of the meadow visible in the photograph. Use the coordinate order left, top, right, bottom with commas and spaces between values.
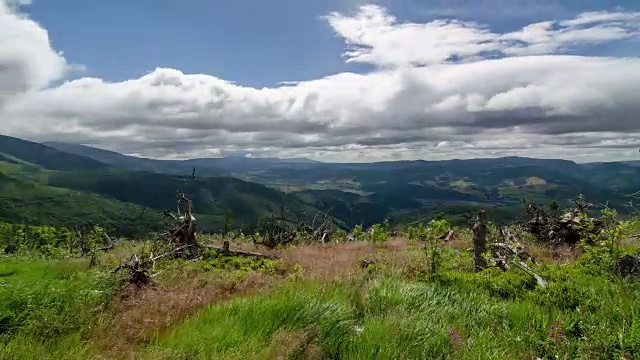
1, 211, 639, 360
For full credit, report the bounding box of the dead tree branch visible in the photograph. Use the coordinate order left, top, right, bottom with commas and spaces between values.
204, 241, 278, 260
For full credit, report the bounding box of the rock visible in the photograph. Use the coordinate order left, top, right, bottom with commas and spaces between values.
361, 259, 375, 269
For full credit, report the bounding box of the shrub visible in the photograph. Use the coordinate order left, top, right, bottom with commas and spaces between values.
406, 219, 450, 281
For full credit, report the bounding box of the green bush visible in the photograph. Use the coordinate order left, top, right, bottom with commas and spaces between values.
351, 220, 391, 243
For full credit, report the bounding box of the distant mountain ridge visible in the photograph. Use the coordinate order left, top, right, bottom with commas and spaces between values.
44, 141, 321, 176
40, 139, 640, 205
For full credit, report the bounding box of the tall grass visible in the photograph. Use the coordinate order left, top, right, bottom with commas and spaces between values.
142, 265, 640, 359
0, 259, 117, 359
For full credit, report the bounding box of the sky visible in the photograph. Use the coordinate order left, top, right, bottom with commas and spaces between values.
2, 0, 640, 163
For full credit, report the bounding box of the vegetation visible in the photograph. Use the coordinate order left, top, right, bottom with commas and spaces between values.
0, 259, 117, 359
8, 135, 640, 230
0, 138, 324, 234
1, 195, 639, 359
2, 135, 640, 359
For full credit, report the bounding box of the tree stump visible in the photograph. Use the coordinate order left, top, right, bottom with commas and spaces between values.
473, 210, 488, 272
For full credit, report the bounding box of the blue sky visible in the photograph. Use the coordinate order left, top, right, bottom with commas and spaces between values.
27, 0, 361, 86
3, 0, 640, 162
25, 0, 640, 87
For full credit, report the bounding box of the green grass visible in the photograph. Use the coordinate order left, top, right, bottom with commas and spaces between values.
0, 259, 117, 360
525, 177, 547, 186
142, 259, 640, 359
1, 217, 639, 359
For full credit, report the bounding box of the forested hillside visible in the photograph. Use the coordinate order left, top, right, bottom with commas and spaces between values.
3, 136, 639, 234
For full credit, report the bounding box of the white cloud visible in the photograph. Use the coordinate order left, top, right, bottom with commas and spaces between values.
0, 1, 67, 106
325, 5, 640, 66
1, 3, 640, 162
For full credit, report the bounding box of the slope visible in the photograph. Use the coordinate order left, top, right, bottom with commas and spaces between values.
0, 137, 334, 233
0, 135, 108, 171
0, 164, 162, 236
33, 139, 640, 227
45, 170, 331, 232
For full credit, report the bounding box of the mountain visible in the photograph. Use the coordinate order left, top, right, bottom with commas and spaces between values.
44, 141, 320, 176
0, 165, 162, 236
45, 170, 330, 232
7, 137, 640, 230
0, 136, 108, 172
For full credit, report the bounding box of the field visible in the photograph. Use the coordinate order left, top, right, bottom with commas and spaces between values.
2, 213, 640, 360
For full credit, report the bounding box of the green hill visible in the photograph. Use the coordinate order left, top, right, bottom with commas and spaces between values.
46, 170, 331, 232
0, 135, 108, 171
0, 136, 334, 233
4, 136, 640, 231
0, 167, 162, 236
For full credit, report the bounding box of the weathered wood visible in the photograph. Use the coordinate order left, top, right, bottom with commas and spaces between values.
442, 229, 457, 242
96, 233, 116, 251
513, 260, 547, 288
473, 210, 488, 272
204, 242, 278, 260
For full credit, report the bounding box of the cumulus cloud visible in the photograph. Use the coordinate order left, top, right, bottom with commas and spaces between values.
0, 0, 67, 106
1, 2, 640, 162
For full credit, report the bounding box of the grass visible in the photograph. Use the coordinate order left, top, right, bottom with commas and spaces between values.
135, 236, 640, 359
450, 179, 473, 189
0, 259, 117, 360
525, 177, 547, 186
1, 225, 640, 359
141, 270, 640, 359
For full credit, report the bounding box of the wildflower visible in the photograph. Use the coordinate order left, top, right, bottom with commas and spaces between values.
550, 321, 565, 345
447, 329, 464, 347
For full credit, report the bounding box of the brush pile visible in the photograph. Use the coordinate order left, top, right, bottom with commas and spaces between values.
252, 208, 333, 249
522, 197, 602, 245
487, 227, 547, 288
115, 192, 277, 285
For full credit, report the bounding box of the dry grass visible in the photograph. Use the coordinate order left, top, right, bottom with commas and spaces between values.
442, 229, 474, 252
621, 235, 640, 248
277, 238, 409, 281
89, 271, 275, 359
88, 239, 413, 358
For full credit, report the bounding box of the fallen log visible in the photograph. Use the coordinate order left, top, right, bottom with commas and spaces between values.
204, 241, 278, 260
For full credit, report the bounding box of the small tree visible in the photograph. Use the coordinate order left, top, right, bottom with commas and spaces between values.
408, 219, 450, 281
599, 207, 625, 256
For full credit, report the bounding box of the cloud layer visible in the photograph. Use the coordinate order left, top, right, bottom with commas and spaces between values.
1, 2, 640, 162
